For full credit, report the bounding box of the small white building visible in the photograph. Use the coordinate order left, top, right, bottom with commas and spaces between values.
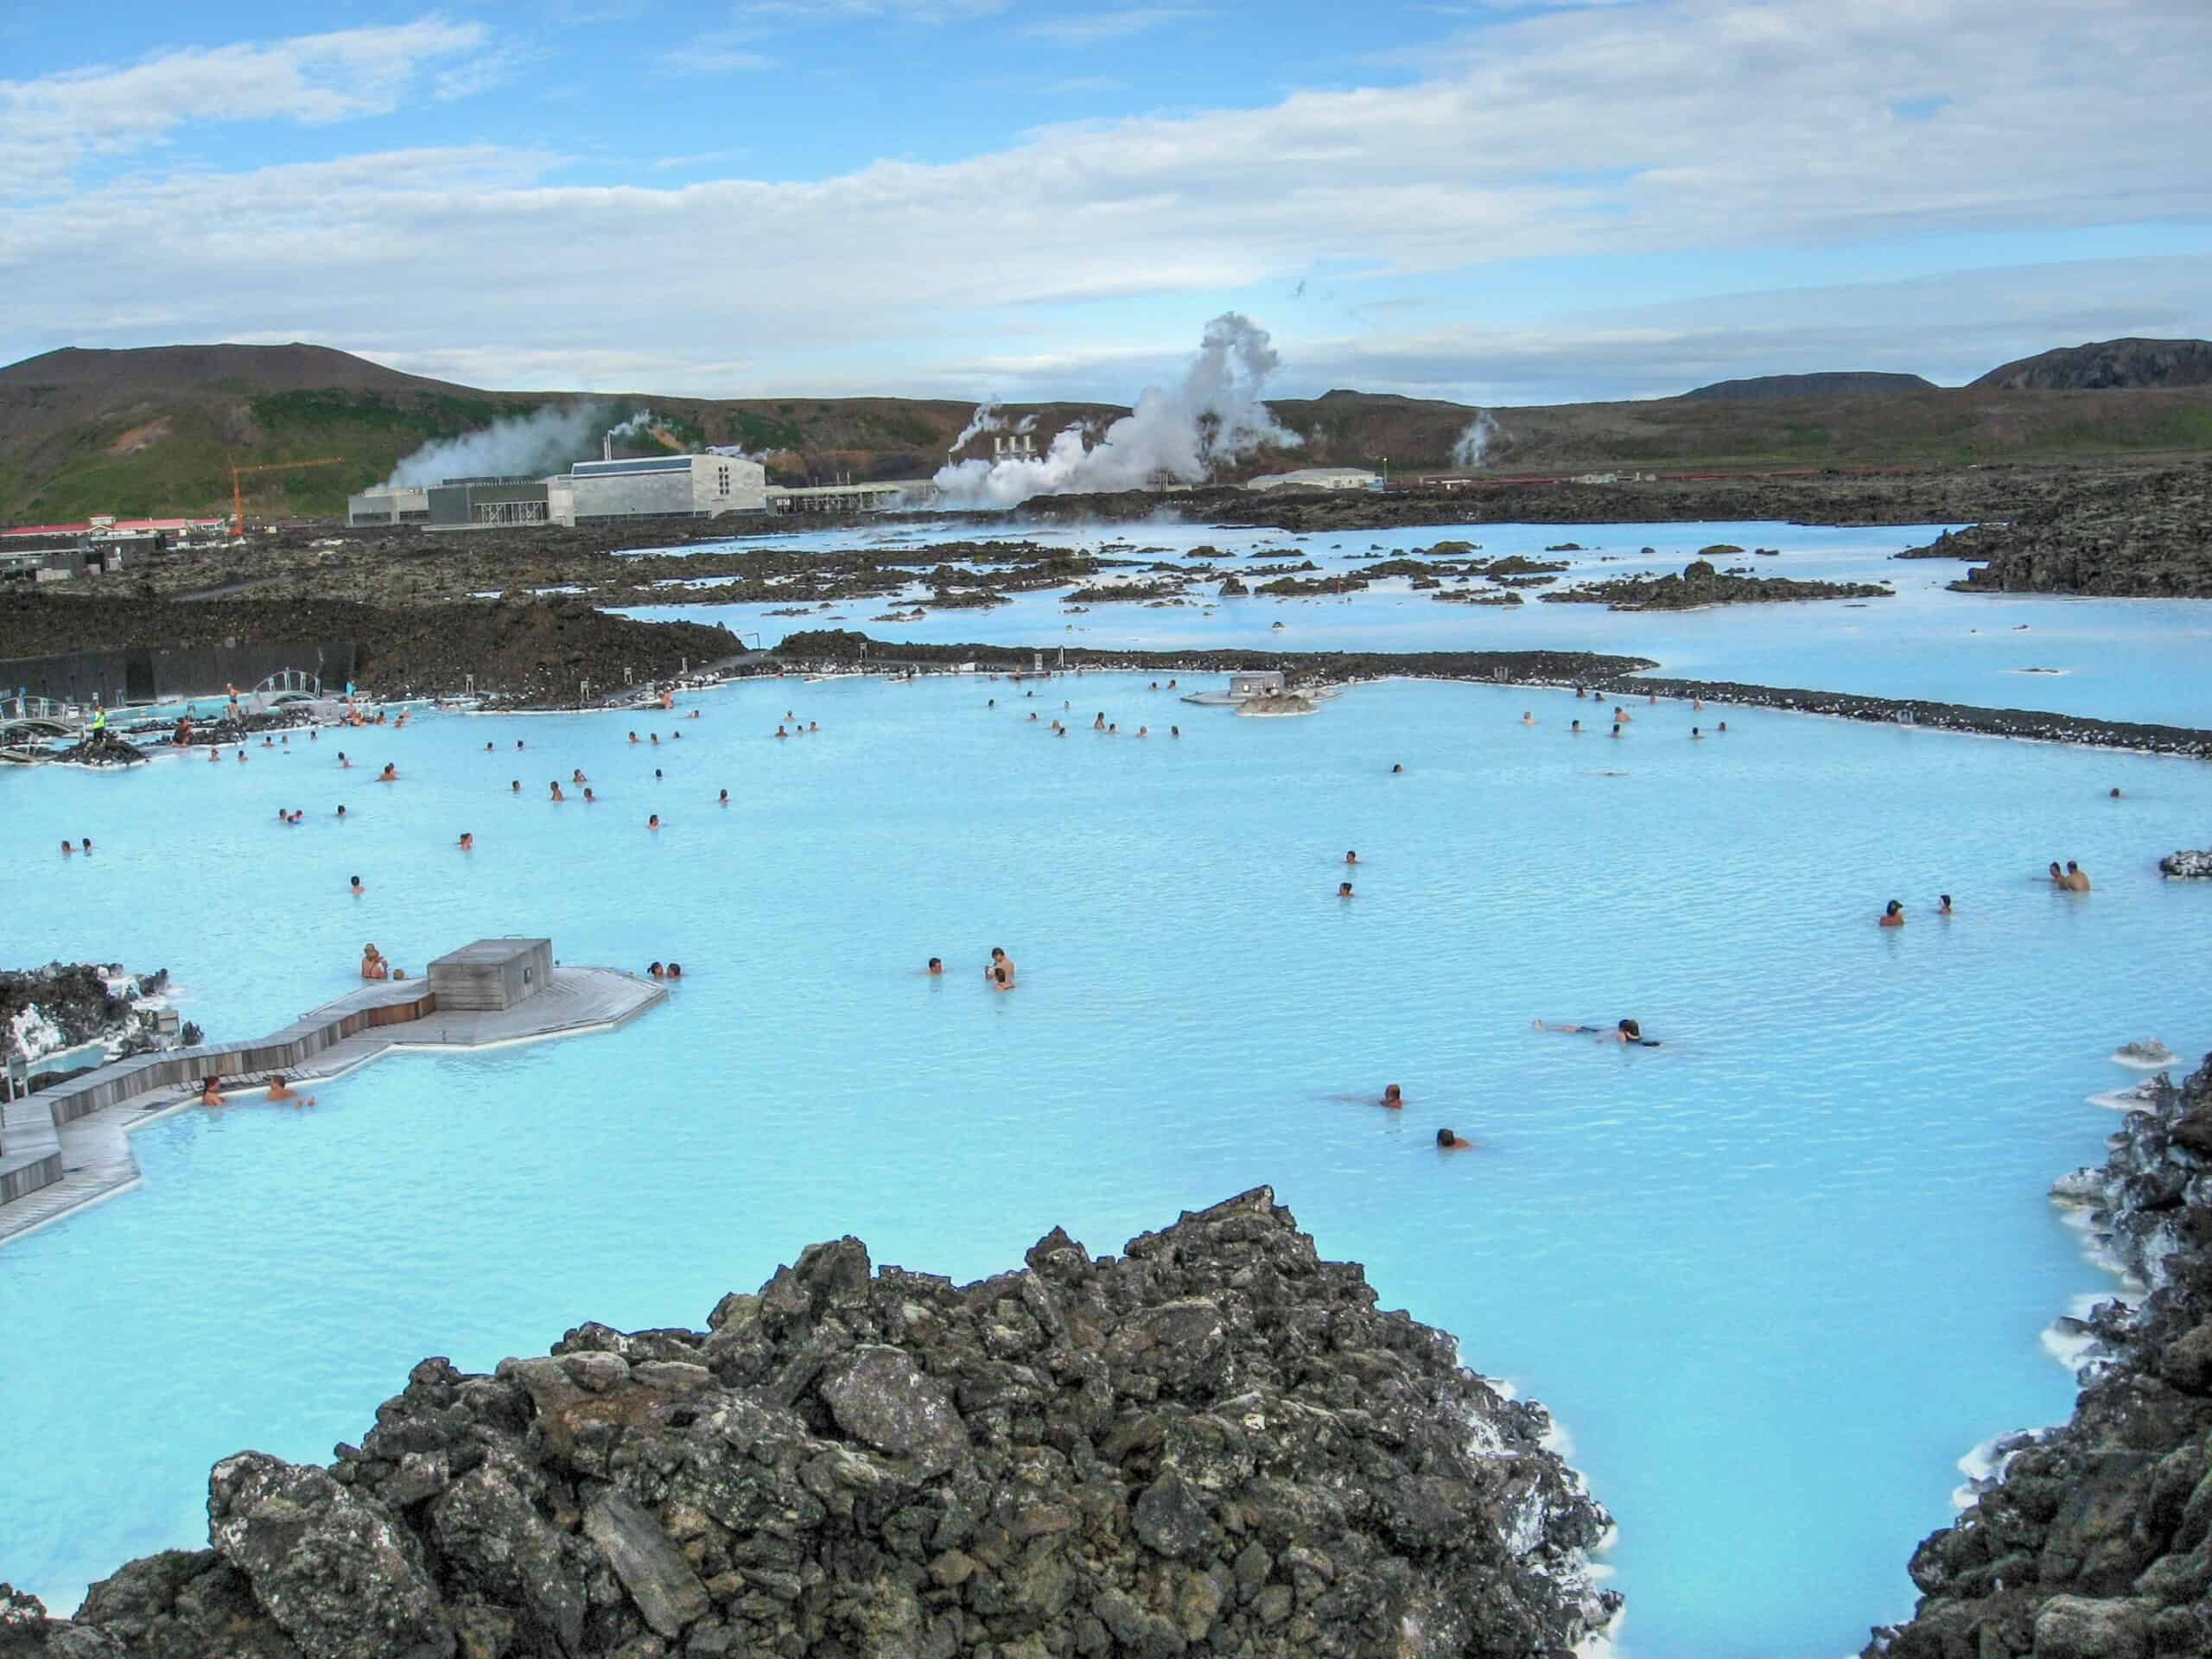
549, 454, 768, 525
1243, 467, 1382, 493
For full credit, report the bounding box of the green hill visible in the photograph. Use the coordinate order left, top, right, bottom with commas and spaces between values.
5, 340, 2212, 524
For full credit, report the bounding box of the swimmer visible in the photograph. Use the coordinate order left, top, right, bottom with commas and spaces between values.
1692, 698, 1704, 711
629, 731, 640, 744
1435, 1128, 1474, 1150
1094, 712, 1105, 730
1390, 763, 1403, 773
776, 726, 789, 739
1880, 899, 1905, 928
1691, 727, 1703, 740
666, 963, 683, 980
510, 780, 520, 793
985, 947, 1016, 984
265, 1076, 315, 1108
1612, 706, 1630, 722
1338, 880, 1355, 898
1344, 850, 1358, 865
350, 875, 364, 896
717, 788, 730, 805
1610, 723, 1621, 738
649, 961, 664, 979
991, 964, 1014, 991
208, 748, 219, 763
2065, 861, 2091, 893
377, 764, 397, 782
338, 752, 350, 767
60, 839, 73, 855
1167, 679, 1177, 690
1938, 893, 1954, 917
1171, 726, 1180, 738
1057, 727, 1066, 737
289, 810, 304, 824
655, 769, 662, 779
647, 813, 660, 830
573, 770, 588, 784
238, 750, 248, 763
583, 788, 595, 803
458, 832, 474, 850
337, 805, 347, 818
671, 731, 681, 741
1570, 720, 1582, 734
486, 741, 494, 752
927, 957, 944, 976
515, 740, 524, 751
1136, 726, 1147, 737
1717, 721, 1727, 734
1381, 1084, 1403, 1109
1574, 686, 1586, 699
651, 734, 659, 746
808, 721, 818, 733
79, 837, 92, 854
2109, 787, 2122, 799
199, 1076, 225, 1107
550, 782, 565, 802
2047, 861, 2067, 887
1534, 1017, 1655, 1046
1521, 711, 1535, 726
361, 944, 388, 981
1029, 713, 1039, 722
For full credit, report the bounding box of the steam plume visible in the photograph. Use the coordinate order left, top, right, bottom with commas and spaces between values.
932, 314, 1300, 508
1451, 410, 1499, 470
946, 400, 1003, 456
382, 402, 628, 487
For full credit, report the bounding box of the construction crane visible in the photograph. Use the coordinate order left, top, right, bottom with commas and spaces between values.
229, 456, 343, 537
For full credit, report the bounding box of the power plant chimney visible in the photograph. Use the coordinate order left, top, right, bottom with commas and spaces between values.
602, 432, 613, 462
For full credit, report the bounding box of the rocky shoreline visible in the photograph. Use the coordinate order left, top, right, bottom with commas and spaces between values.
1, 963, 171, 1083
0, 1189, 1619, 1658
1868, 1049, 2212, 1659
775, 632, 2212, 760
1894, 464, 2212, 597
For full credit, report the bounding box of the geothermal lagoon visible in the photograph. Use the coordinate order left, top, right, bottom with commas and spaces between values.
3, 522, 2210, 1658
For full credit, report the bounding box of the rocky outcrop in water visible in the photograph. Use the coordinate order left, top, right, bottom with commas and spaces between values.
1869, 1051, 2212, 1659
2158, 850, 2212, 880
1539, 563, 1891, 610
0, 1189, 1618, 1659
1, 963, 168, 1067
1897, 466, 2212, 597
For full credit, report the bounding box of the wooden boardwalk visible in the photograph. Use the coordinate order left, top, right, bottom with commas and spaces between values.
0, 964, 663, 1248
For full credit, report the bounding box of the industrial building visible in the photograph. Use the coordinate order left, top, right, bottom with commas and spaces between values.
344, 486, 429, 525
1243, 467, 1382, 493
548, 452, 768, 524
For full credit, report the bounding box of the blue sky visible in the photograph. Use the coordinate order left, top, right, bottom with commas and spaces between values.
3, 1, 2209, 405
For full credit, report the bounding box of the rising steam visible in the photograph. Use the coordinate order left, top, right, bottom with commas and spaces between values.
932, 313, 1300, 507
381, 402, 646, 488
1451, 410, 1500, 470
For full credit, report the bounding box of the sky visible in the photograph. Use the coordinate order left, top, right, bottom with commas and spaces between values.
3, 0, 2209, 408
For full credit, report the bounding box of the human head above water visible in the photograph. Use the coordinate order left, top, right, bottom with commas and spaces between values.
1618, 1019, 1641, 1039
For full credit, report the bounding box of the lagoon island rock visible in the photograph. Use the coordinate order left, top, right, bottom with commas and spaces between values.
0, 1188, 1618, 1659
1869, 1051, 2212, 1659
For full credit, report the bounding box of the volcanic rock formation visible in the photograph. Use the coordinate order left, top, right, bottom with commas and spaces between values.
1869, 1050, 2212, 1658
0, 1188, 1618, 1659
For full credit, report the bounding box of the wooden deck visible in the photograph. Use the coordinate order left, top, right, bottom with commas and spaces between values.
0, 963, 664, 1248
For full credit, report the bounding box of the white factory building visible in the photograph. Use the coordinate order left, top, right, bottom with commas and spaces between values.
547, 452, 768, 525
1243, 467, 1382, 493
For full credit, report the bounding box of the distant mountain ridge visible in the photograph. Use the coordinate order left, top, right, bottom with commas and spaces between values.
1971, 338, 2212, 391
3, 339, 2212, 523
1681, 372, 1936, 402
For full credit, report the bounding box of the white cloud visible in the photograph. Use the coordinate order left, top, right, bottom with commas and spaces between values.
3, 1, 2209, 399
0, 20, 493, 197
1020, 9, 1201, 46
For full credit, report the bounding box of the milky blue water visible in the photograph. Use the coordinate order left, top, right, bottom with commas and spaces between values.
3, 528, 2210, 1657
617, 518, 2212, 727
